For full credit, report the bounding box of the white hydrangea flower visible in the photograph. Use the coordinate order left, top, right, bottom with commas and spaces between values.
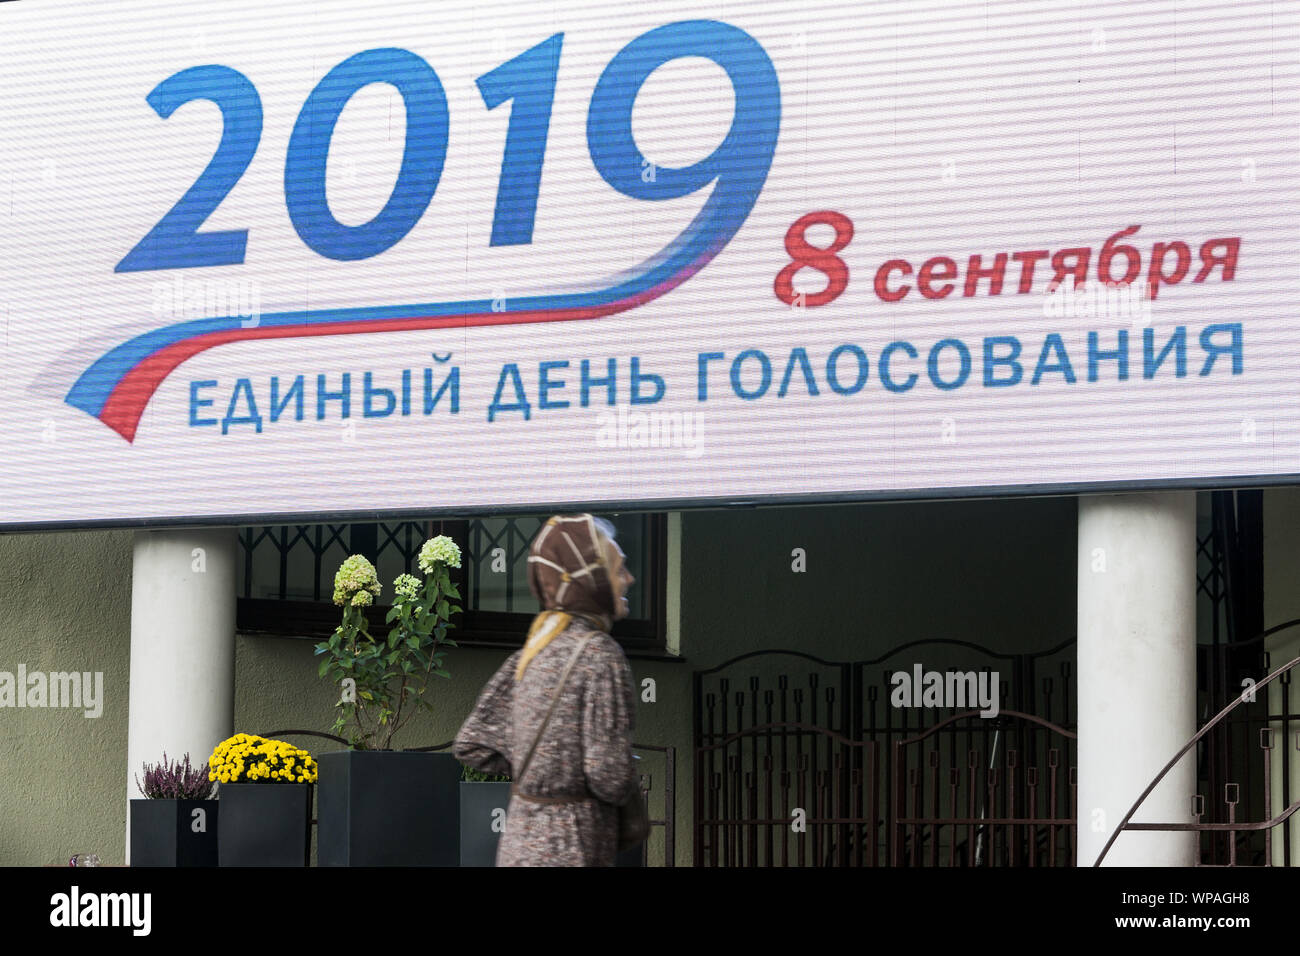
418, 536, 462, 572
393, 573, 420, 599
334, 554, 381, 607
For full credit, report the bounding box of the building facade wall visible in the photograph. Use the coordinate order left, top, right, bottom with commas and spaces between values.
2, 493, 1083, 865
0, 529, 133, 866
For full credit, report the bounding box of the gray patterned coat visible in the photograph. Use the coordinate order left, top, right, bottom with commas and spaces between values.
454, 617, 638, 866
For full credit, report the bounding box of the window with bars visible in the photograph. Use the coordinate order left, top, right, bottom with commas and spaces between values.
236, 512, 667, 654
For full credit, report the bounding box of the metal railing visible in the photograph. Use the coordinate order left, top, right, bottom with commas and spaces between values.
892, 710, 1077, 866
1093, 646, 1300, 866
693, 641, 1077, 866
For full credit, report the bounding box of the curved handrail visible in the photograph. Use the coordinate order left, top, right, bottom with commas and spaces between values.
859, 636, 1076, 668
1200, 616, 1300, 651
893, 708, 1077, 749
694, 636, 1078, 678
1092, 653, 1300, 866
1125, 799, 1300, 833
694, 721, 873, 752
694, 648, 854, 676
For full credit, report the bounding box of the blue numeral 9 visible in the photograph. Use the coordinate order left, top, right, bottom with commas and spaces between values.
586, 20, 780, 271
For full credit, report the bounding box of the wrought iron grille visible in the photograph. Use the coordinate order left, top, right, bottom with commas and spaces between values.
693, 641, 1078, 866
891, 712, 1077, 866
464, 516, 547, 613
1193, 490, 1268, 864
1095, 633, 1300, 867
237, 512, 664, 649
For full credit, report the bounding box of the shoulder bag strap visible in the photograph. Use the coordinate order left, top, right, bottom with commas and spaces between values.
514, 631, 596, 787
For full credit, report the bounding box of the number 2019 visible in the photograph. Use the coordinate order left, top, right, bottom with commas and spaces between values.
114, 21, 779, 272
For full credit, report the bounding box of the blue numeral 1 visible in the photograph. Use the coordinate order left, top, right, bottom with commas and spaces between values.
476, 33, 562, 247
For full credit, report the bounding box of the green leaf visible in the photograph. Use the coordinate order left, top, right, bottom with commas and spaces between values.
317, 658, 331, 678
360, 690, 374, 700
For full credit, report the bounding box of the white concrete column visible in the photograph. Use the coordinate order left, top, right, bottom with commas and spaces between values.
1077, 491, 1197, 866
125, 528, 237, 862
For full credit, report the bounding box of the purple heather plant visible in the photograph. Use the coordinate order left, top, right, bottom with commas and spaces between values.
135, 752, 215, 800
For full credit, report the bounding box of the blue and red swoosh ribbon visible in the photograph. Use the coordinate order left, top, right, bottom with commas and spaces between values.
65, 202, 730, 443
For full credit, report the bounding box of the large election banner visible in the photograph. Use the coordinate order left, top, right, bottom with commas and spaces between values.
0, 0, 1295, 528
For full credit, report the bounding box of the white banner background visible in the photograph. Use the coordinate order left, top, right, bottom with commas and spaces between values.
0, 0, 1296, 527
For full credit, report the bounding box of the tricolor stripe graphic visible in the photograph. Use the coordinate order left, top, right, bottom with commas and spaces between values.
66, 195, 738, 443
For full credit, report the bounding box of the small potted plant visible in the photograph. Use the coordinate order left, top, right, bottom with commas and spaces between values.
209, 733, 316, 867
130, 752, 217, 867
459, 764, 512, 867
314, 536, 464, 866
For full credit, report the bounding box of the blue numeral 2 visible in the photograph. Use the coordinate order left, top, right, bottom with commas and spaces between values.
115, 65, 262, 272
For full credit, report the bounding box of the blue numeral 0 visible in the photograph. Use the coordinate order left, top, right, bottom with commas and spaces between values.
285, 48, 449, 261
586, 20, 780, 265
115, 66, 263, 272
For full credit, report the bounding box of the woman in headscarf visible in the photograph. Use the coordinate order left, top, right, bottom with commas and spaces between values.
453, 513, 639, 866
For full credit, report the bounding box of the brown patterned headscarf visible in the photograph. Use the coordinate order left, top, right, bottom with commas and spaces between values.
516, 514, 618, 680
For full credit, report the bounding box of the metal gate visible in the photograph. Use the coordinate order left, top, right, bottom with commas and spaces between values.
693, 641, 1077, 866
892, 710, 1077, 866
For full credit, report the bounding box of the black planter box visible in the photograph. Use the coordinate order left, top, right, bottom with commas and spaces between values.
317, 750, 461, 866
616, 840, 646, 867
129, 799, 218, 867
459, 781, 512, 866
217, 783, 312, 867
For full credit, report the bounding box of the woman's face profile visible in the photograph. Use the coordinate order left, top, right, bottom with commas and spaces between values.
605, 537, 634, 620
